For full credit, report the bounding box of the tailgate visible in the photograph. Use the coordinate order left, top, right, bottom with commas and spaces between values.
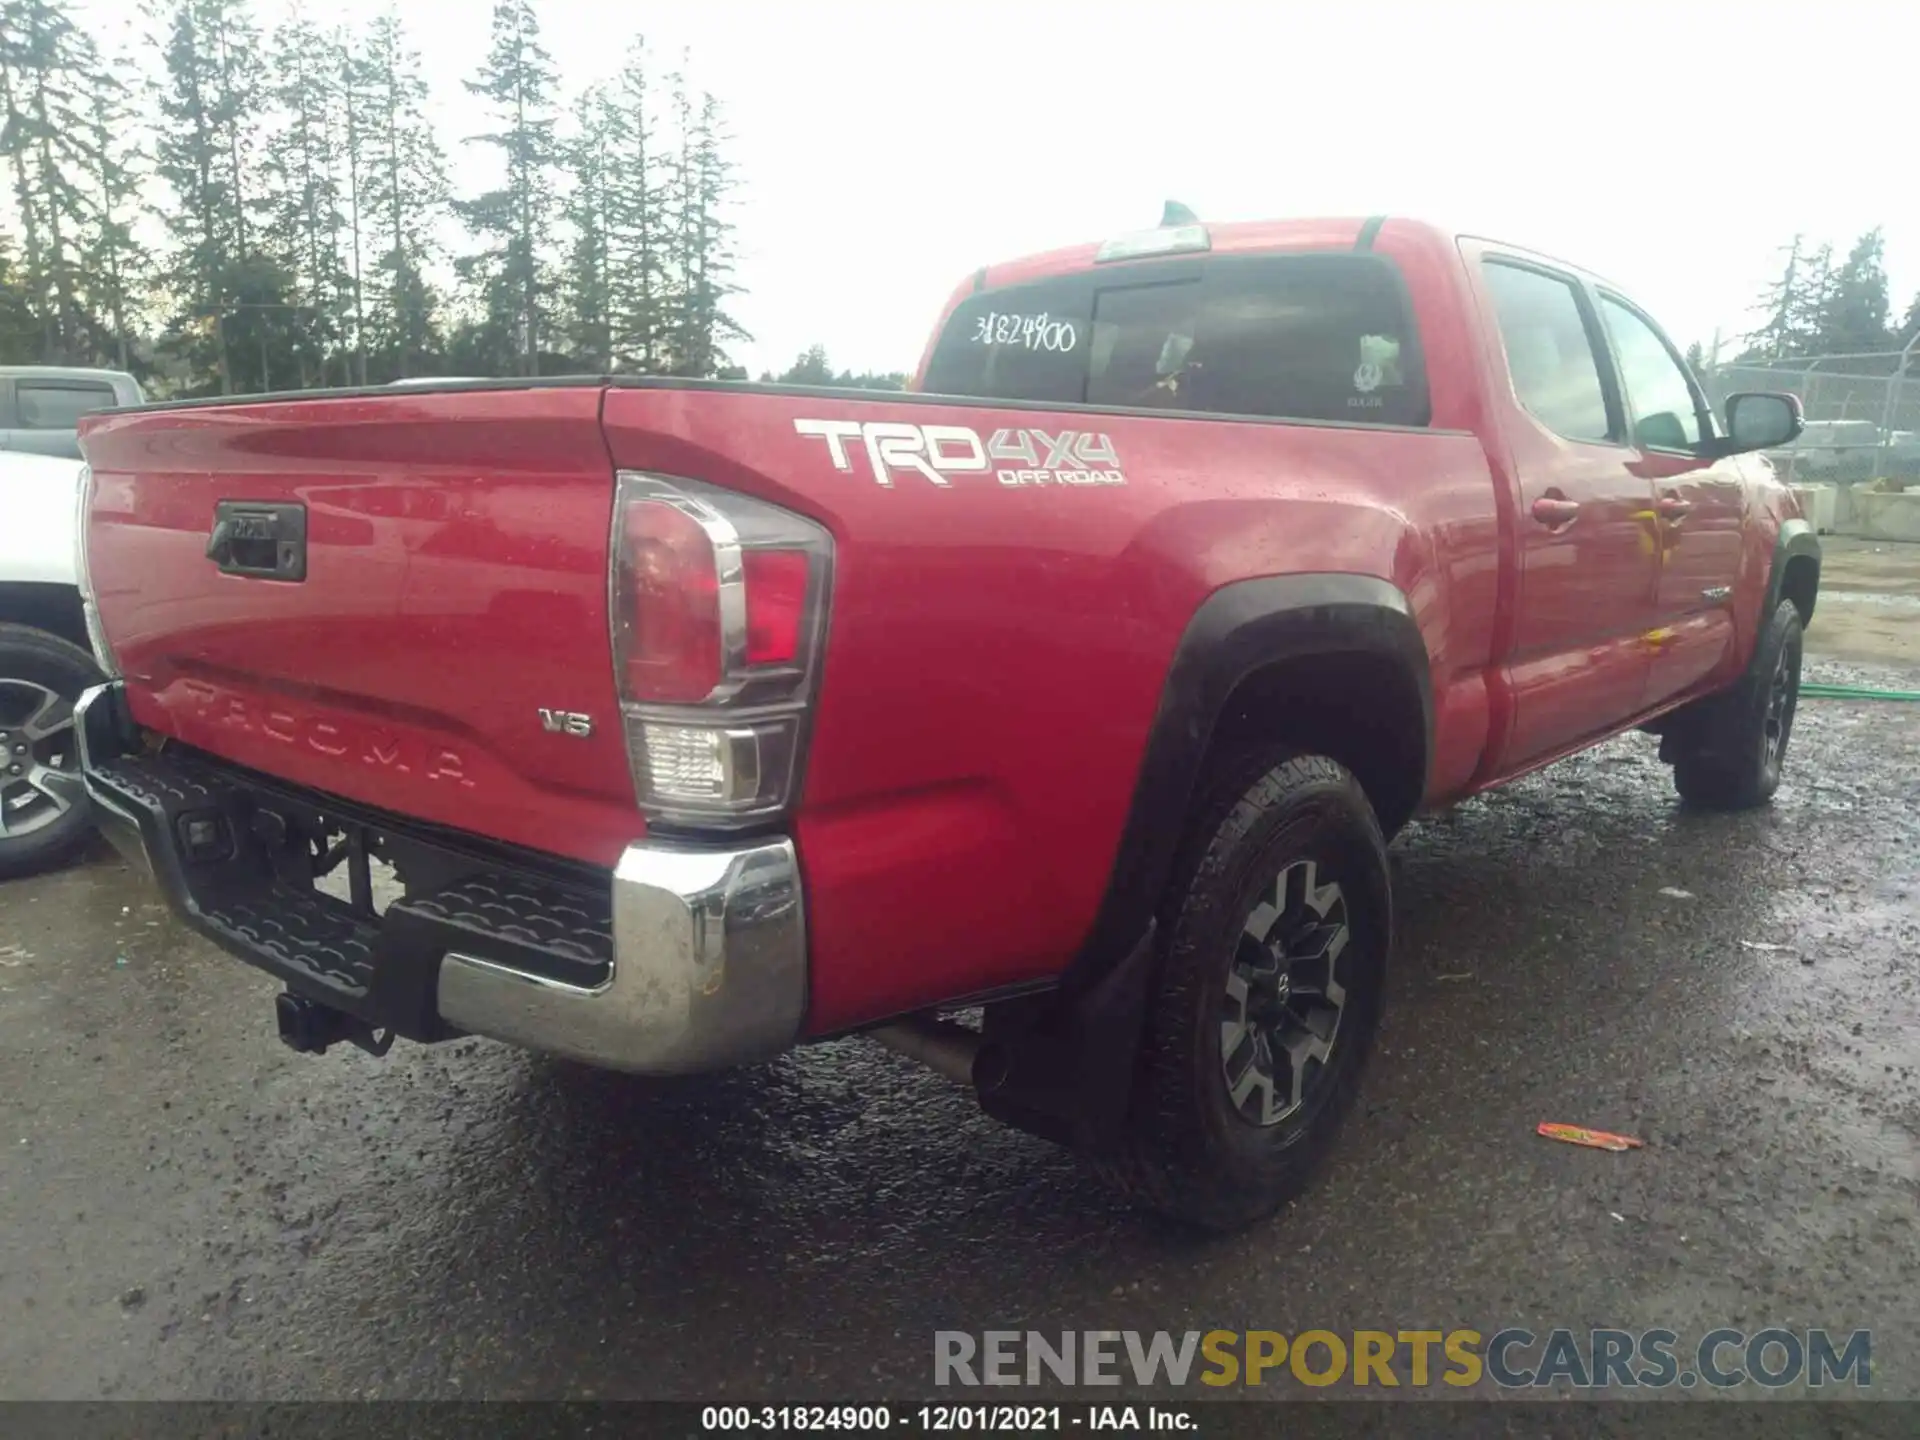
79, 385, 638, 865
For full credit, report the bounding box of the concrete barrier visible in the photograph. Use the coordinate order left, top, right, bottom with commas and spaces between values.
1832, 481, 1864, 534
1791, 484, 1837, 534
1855, 489, 1920, 544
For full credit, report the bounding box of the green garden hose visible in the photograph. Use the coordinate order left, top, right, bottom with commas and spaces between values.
1801, 682, 1920, 702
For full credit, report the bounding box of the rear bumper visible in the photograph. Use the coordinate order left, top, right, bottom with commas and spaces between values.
436, 842, 807, 1074
76, 683, 807, 1074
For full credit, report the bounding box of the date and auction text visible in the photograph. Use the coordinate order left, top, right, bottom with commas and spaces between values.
701, 1406, 1192, 1432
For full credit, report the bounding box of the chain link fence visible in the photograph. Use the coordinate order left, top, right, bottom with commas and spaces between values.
1700, 341, 1920, 488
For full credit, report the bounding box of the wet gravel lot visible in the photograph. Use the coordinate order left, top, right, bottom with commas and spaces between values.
2, 651, 1916, 1406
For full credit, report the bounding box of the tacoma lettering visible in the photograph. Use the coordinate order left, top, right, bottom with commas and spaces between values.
174, 681, 474, 788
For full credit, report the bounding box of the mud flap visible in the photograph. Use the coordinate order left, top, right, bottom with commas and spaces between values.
974, 921, 1159, 1154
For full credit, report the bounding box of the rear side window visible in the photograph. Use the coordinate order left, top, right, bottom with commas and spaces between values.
17, 382, 114, 429
1482, 262, 1612, 444
922, 254, 1429, 427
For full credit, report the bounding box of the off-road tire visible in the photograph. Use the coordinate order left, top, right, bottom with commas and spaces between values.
1669, 600, 1803, 811
1095, 749, 1391, 1232
0, 623, 99, 880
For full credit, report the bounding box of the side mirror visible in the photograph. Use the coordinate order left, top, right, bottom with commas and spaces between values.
1723, 391, 1803, 454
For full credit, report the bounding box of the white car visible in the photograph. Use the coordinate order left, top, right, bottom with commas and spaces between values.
0, 448, 100, 876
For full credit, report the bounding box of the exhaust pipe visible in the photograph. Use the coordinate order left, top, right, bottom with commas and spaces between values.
869, 1017, 982, 1086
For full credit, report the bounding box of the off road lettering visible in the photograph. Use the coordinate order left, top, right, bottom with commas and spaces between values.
796, 418, 1124, 488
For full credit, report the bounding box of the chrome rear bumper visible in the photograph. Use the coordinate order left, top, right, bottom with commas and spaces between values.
435, 838, 806, 1073
75, 682, 807, 1074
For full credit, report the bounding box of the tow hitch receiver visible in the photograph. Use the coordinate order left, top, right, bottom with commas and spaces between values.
274, 991, 395, 1058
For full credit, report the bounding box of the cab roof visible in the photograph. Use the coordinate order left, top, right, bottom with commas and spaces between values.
974, 214, 1621, 296
975, 215, 1455, 292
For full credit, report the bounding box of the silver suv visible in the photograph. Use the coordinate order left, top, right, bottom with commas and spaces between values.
0, 366, 145, 460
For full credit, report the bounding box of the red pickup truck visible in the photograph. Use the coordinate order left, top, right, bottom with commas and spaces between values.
72, 213, 1818, 1230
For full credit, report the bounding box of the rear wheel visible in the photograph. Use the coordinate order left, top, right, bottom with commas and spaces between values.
0, 624, 99, 880
1096, 749, 1391, 1232
1669, 600, 1803, 811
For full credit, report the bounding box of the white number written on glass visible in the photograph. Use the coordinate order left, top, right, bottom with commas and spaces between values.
970, 311, 1078, 353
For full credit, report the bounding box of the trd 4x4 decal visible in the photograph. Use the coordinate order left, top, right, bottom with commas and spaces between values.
794, 418, 1125, 489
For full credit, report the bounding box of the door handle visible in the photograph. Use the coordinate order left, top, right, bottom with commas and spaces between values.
1531, 496, 1580, 526
1657, 495, 1693, 519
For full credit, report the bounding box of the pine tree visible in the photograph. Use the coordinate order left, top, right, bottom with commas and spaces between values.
335, 23, 369, 385
1743, 235, 1802, 361
663, 81, 745, 377
358, 7, 446, 379
775, 346, 905, 389
1742, 234, 1840, 361
603, 35, 664, 373
260, 6, 347, 387
0, 0, 758, 393
560, 84, 614, 370
0, 0, 115, 362
778, 344, 832, 384
1797, 243, 1834, 354
454, 0, 559, 376
1900, 292, 1920, 350
0, 231, 40, 359
658, 65, 692, 373
78, 42, 149, 372
151, 0, 270, 393
1814, 227, 1893, 357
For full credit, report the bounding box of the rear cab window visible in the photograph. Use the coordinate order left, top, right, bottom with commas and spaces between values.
922, 253, 1429, 428
17, 382, 115, 429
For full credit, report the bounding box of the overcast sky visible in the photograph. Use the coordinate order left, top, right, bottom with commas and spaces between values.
106, 0, 1920, 377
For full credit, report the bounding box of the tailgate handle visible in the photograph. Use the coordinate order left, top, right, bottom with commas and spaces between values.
208, 502, 307, 582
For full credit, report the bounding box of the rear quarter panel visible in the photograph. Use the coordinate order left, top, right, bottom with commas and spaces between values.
603, 379, 1499, 1032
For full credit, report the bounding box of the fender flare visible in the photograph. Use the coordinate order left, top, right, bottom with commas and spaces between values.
1063, 573, 1431, 995
976, 574, 1432, 1149
1764, 518, 1821, 625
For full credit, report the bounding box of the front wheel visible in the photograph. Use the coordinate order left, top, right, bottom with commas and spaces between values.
1096, 749, 1391, 1232
1669, 600, 1803, 811
0, 624, 100, 880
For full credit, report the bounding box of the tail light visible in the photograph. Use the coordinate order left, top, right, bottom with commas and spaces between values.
610, 472, 832, 829
73, 463, 119, 678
